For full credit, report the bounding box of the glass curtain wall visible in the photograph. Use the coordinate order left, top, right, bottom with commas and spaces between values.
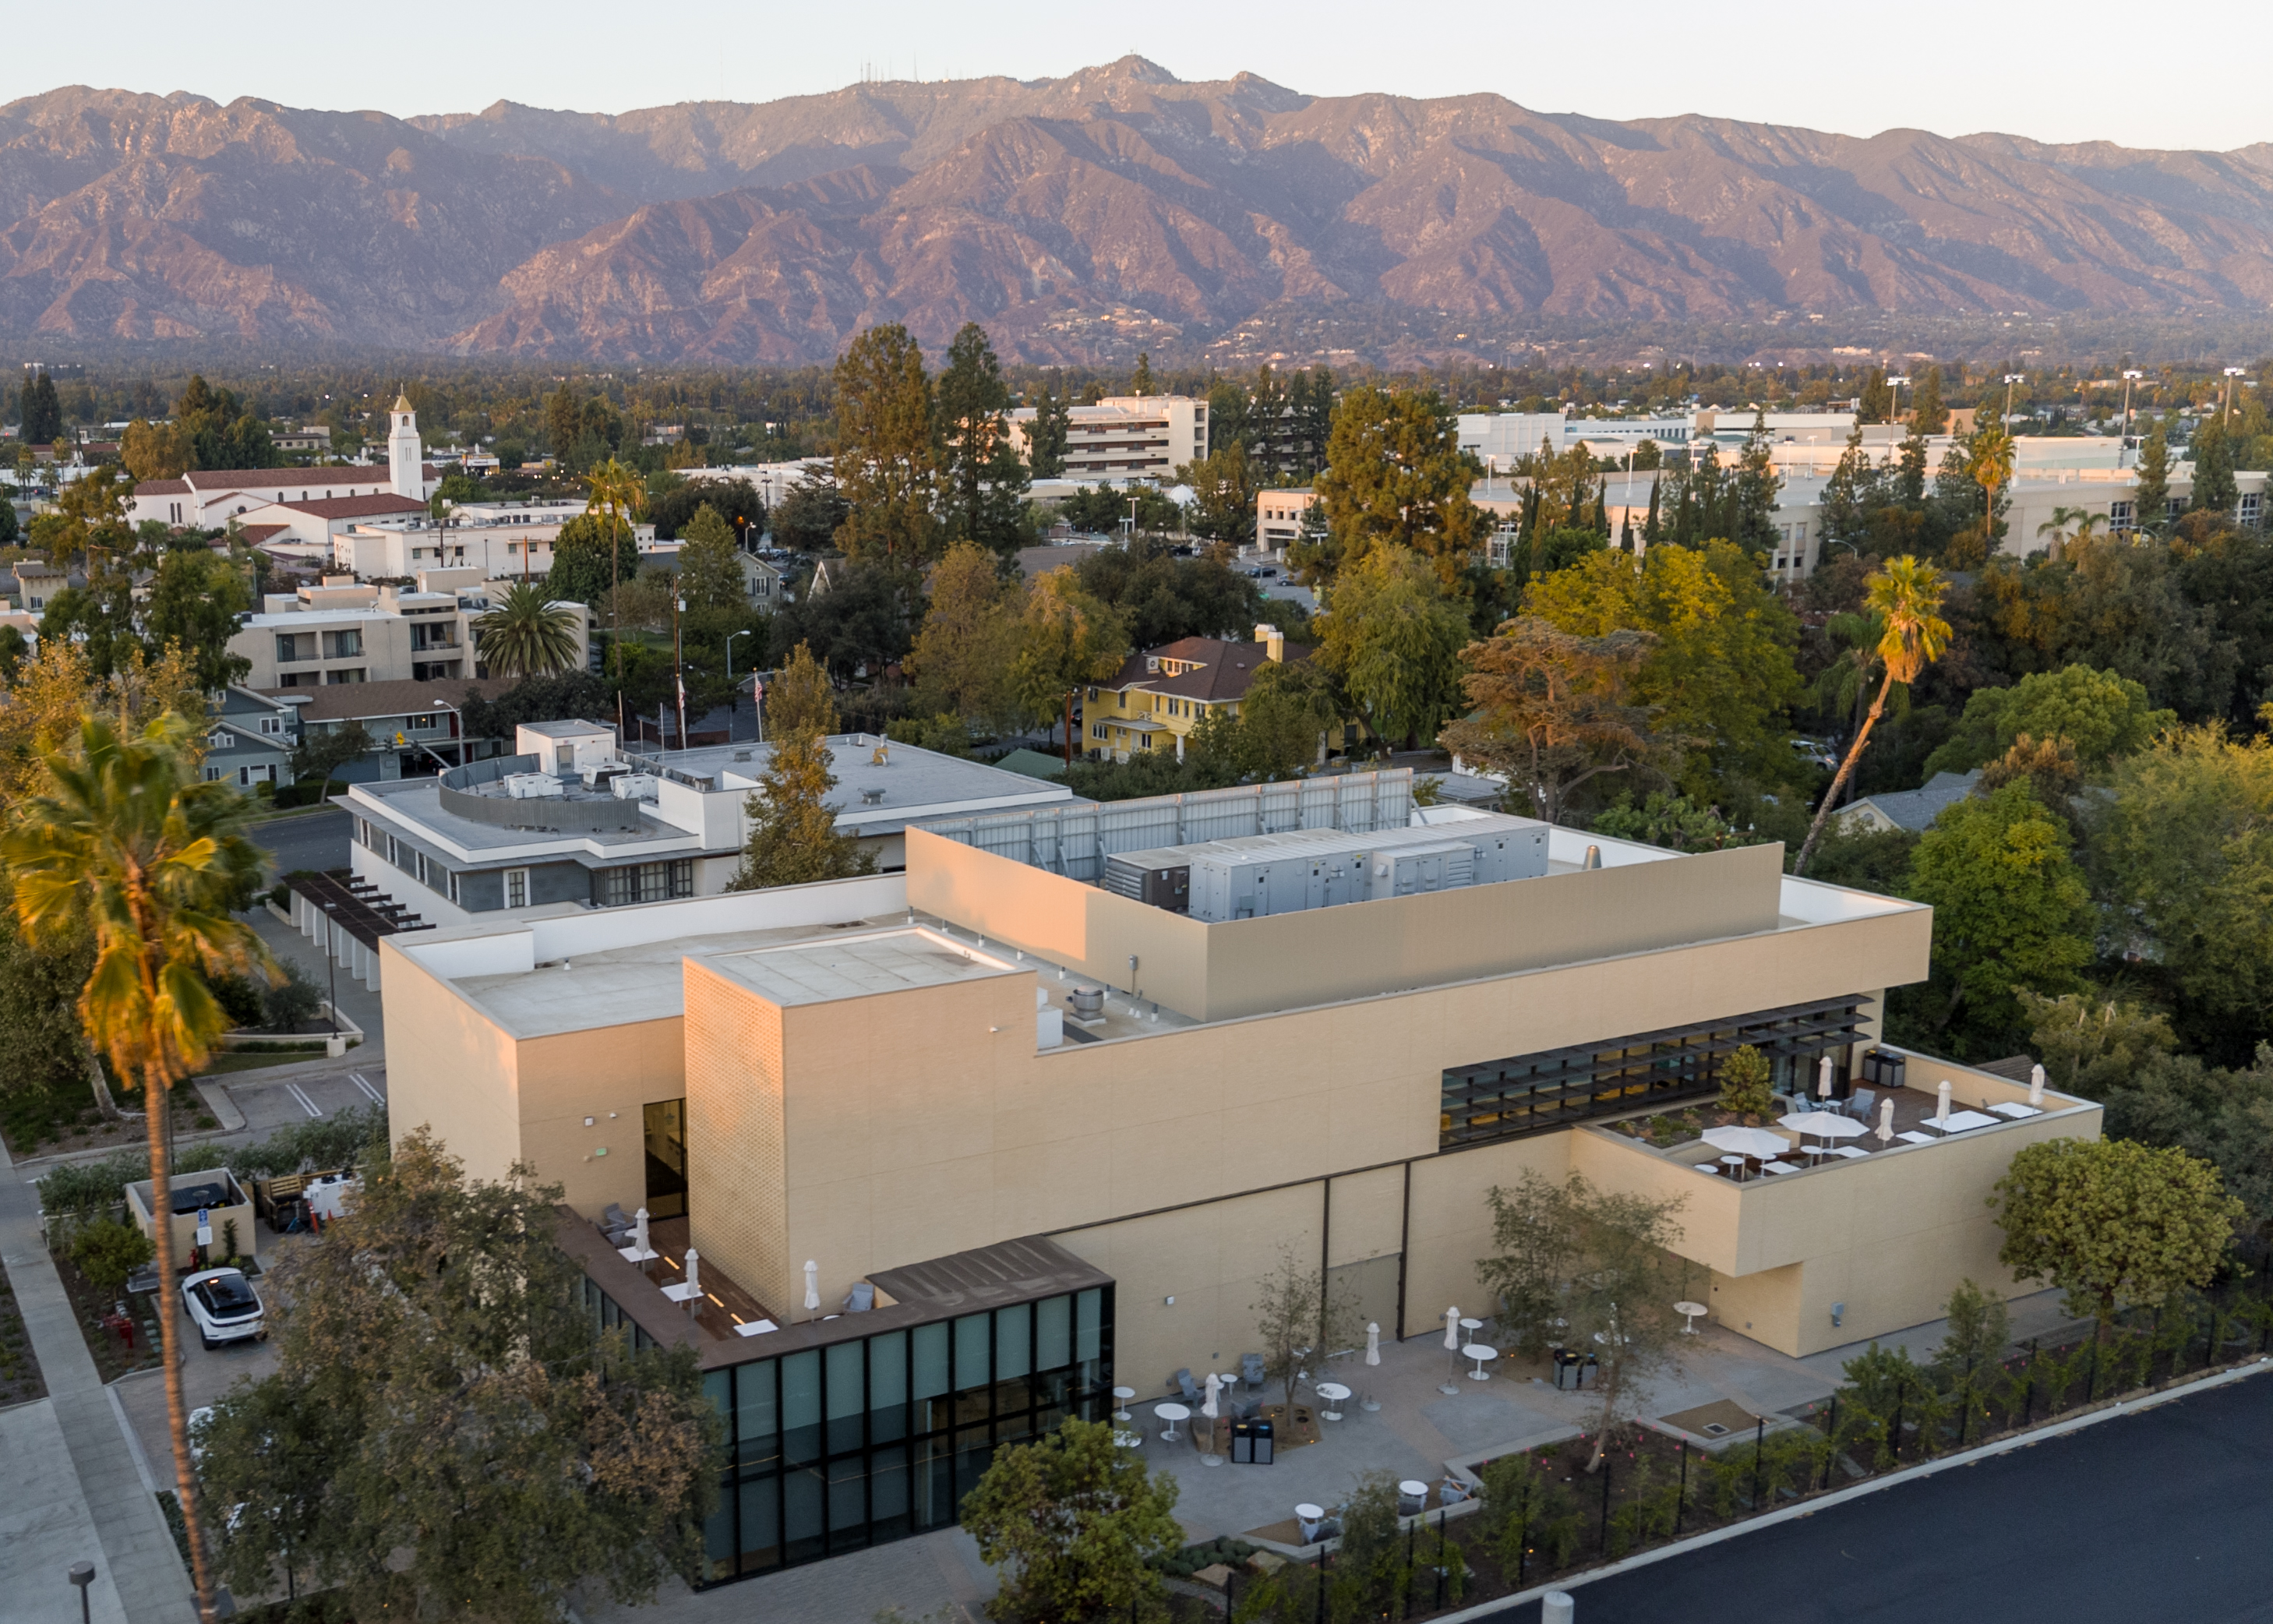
1440, 994, 1868, 1148
698, 1286, 1113, 1583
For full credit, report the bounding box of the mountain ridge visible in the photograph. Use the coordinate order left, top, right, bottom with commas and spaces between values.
4, 58, 2271, 362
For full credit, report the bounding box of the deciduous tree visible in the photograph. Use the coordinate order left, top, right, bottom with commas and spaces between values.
1439, 618, 1662, 824
1011, 567, 1128, 764
907, 542, 1022, 730
673, 503, 749, 613
960, 1418, 1181, 1624
195, 1129, 718, 1624
1315, 544, 1471, 750
1992, 1137, 2240, 1338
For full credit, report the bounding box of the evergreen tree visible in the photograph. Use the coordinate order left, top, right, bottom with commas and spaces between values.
543, 514, 641, 608
2189, 417, 2238, 517
832, 323, 938, 565
543, 381, 580, 457
934, 322, 1029, 553
1734, 410, 1781, 552
1027, 378, 1071, 478
1858, 368, 1894, 425
727, 729, 877, 890
1293, 366, 1336, 473
1897, 425, 1930, 506
1308, 384, 1481, 584
1129, 351, 1156, 396
22, 371, 63, 444
1911, 366, 1948, 436
675, 503, 748, 612
2134, 416, 2172, 535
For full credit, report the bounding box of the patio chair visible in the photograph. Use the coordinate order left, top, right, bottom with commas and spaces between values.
842, 1282, 875, 1312
599, 1203, 632, 1244
1846, 1088, 1877, 1123
1169, 1368, 1201, 1403
1241, 1353, 1266, 1387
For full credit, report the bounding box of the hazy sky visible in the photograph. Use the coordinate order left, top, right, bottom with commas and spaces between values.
11, 0, 2265, 154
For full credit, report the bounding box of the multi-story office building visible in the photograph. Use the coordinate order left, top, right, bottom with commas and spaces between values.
1255, 488, 1315, 554
379, 768, 2096, 1583
1007, 397, 1209, 483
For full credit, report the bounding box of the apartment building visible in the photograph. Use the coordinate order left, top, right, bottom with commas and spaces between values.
228, 567, 592, 688
334, 500, 658, 580
260, 676, 516, 784
1008, 397, 1209, 483
1255, 487, 1315, 554
379, 768, 2095, 1583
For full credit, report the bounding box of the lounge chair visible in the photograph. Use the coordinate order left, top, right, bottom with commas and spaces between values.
1846, 1088, 1877, 1123
1168, 1368, 1201, 1403
1241, 1353, 1266, 1387
842, 1281, 875, 1312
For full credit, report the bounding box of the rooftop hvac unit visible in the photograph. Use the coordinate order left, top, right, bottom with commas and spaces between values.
501, 772, 566, 800
1103, 857, 1191, 912
579, 763, 627, 790
612, 773, 659, 801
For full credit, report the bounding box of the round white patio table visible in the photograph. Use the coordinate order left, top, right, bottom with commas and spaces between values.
1674, 1301, 1708, 1335
1315, 1381, 1352, 1421
1111, 1386, 1136, 1421
1295, 1503, 1327, 1544
1463, 1343, 1499, 1381
1154, 1401, 1191, 1444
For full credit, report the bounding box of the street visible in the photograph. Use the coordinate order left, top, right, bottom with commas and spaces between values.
253, 806, 350, 876
1476, 1373, 2273, 1623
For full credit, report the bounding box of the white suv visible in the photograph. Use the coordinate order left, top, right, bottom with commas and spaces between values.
181, 1268, 265, 1350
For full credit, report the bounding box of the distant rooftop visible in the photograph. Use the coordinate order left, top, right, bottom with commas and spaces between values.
706, 927, 1018, 1007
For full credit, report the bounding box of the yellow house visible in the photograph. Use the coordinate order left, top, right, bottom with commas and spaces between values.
1082, 625, 1356, 763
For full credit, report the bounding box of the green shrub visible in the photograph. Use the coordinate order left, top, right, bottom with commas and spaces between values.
262, 962, 324, 1033
209, 973, 266, 1031
70, 1217, 154, 1293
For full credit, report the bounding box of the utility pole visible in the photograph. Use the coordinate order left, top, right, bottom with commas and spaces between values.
672, 594, 687, 751
2223, 366, 2247, 427
2120, 370, 2144, 466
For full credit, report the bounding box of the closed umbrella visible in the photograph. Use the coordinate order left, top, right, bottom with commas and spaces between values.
1444, 1306, 1461, 1350
632, 1206, 649, 1255
1202, 1371, 1222, 1418
2028, 1063, 2046, 1107
1817, 1054, 1836, 1099
1935, 1080, 1953, 1127
1703, 1125, 1788, 1160
683, 1248, 700, 1295
1876, 1096, 1897, 1145
803, 1259, 821, 1319
1365, 1322, 1382, 1366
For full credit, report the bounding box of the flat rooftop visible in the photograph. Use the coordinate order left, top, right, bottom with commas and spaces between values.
708, 927, 1018, 1006
351, 777, 690, 856
633, 734, 1078, 833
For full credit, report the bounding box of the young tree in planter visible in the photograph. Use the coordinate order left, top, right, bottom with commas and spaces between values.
194, 1129, 718, 1624
5, 714, 275, 1622
960, 1417, 1182, 1623
1250, 1246, 1363, 1420
1560, 1177, 1686, 1472
1716, 1043, 1774, 1122
1992, 1138, 2240, 1341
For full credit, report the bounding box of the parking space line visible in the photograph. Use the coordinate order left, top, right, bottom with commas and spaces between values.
284, 1082, 323, 1119
349, 1071, 384, 1105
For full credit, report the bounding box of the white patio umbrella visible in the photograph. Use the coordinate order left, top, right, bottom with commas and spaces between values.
1202, 1371, 1222, 1418
1935, 1079, 1953, 1127
1876, 1096, 1897, 1145
2028, 1063, 2046, 1107
1817, 1054, 1836, 1100
683, 1248, 701, 1294
803, 1259, 821, 1318
1781, 1110, 1865, 1140
632, 1206, 650, 1255
1444, 1306, 1461, 1350
1703, 1125, 1789, 1159
1365, 1322, 1382, 1366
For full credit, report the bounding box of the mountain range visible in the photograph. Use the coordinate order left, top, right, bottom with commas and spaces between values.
5, 57, 2273, 364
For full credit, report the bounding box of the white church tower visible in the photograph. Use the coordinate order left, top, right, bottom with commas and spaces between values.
387, 394, 425, 501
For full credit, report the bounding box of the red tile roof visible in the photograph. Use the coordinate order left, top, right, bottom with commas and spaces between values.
266, 494, 427, 520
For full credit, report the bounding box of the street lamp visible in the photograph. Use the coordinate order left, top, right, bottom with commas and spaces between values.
2002, 372, 2026, 430
2120, 370, 2144, 465
2223, 366, 2247, 426
321, 902, 338, 1040
69, 1563, 94, 1624
726, 628, 755, 741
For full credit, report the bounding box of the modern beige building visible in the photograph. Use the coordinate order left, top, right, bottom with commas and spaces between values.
229, 567, 592, 688
1007, 395, 1209, 483
380, 770, 2096, 1584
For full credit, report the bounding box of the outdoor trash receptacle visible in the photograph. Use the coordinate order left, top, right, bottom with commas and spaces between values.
1230, 1421, 1253, 1463
1553, 1350, 1582, 1390
1252, 1421, 1274, 1464
1580, 1353, 1598, 1388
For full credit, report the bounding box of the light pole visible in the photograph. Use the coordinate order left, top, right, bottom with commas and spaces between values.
2120, 370, 2144, 465
2003, 372, 2026, 431
2223, 366, 2247, 427
726, 627, 754, 738
672, 595, 688, 750
320, 902, 338, 1040
69, 1563, 94, 1624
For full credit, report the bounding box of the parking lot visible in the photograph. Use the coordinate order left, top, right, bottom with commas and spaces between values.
212, 1064, 386, 1136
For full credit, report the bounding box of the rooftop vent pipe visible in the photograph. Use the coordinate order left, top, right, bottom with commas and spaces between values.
1583, 845, 1602, 870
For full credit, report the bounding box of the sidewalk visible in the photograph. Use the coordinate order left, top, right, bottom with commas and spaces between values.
245, 906, 385, 1050
0, 1135, 197, 1622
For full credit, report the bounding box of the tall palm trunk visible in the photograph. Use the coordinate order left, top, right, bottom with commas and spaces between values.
146, 1069, 218, 1618
1792, 666, 1897, 877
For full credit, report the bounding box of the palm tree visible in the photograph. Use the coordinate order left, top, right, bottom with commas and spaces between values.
583, 458, 647, 714
2035, 504, 2105, 560
1807, 609, 1910, 807
4, 713, 273, 1624
475, 581, 582, 678
1791, 556, 1952, 876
